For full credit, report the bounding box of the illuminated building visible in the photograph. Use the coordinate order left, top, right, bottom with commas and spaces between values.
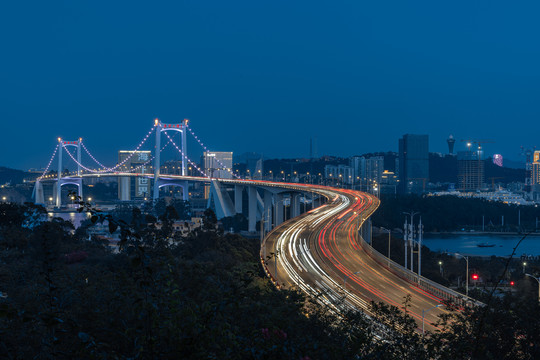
532, 151, 540, 185
118, 150, 152, 200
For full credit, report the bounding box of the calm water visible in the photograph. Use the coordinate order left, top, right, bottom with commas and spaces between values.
423, 234, 540, 257
48, 211, 92, 228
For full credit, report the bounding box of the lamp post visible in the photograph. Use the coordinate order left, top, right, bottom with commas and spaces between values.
523, 261, 527, 274
438, 261, 443, 276
422, 304, 442, 335
448, 252, 469, 296
525, 274, 540, 303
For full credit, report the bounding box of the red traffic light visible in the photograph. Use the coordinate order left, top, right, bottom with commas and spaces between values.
471, 274, 479, 281
510, 281, 515, 286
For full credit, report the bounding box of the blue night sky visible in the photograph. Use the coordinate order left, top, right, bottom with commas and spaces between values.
1, 1, 539, 170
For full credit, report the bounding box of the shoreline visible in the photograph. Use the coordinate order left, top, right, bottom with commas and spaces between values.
425, 231, 540, 237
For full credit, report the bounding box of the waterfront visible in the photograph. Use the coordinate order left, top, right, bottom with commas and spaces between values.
48, 211, 92, 228
423, 234, 540, 257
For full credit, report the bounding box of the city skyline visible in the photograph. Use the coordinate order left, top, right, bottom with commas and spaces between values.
2, 2, 539, 170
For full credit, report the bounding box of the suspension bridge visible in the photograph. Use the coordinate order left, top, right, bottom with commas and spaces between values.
31, 118, 476, 333
32, 118, 334, 233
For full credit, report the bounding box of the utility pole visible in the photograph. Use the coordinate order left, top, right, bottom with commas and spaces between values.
404, 218, 408, 270
418, 217, 423, 280
403, 211, 419, 273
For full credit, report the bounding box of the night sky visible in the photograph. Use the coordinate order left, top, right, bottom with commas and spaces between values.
2, 1, 539, 170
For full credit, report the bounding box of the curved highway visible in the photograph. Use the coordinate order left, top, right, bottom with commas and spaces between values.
262, 185, 448, 333
39, 173, 449, 331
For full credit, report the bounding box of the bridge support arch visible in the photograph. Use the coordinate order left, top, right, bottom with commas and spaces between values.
153, 119, 188, 201
156, 178, 190, 201
55, 138, 82, 208
54, 178, 83, 208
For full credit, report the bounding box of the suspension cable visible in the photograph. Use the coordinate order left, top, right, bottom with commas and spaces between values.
37, 144, 59, 180
184, 122, 240, 179
163, 130, 209, 178
79, 123, 158, 172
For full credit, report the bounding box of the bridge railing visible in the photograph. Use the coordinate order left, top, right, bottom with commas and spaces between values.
358, 232, 483, 308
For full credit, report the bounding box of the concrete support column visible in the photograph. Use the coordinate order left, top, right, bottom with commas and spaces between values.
153, 122, 161, 201
119, 178, 131, 201
292, 193, 301, 218
34, 181, 45, 205
264, 190, 273, 232
235, 185, 243, 214
275, 194, 284, 226
181, 122, 187, 175
248, 186, 257, 232
53, 182, 60, 208
77, 179, 83, 200
182, 182, 189, 201
56, 142, 63, 208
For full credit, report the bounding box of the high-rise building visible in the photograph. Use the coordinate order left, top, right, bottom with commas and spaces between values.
366, 156, 384, 185
350, 156, 366, 185
349, 156, 385, 189
203, 151, 233, 179
118, 150, 152, 201
531, 151, 540, 185
398, 134, 429, 193
457, 149, 484, 191
324, 164, 354, 185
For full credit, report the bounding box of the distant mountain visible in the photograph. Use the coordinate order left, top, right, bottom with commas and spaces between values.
234, 152, 266, 163
500, 158, 524, 169
0, 167, 29, 185
428, 154, 525, 184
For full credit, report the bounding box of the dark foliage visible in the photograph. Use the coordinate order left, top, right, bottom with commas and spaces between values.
1, 202, 539, 359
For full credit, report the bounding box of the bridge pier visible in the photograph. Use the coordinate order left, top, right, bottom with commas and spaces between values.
119, 177, 131, 201
234, 185, 243, 214
292, 193, 301, 218
248, 186, 257, 232
274, 194, 284, 226
33, 181, 45, 205
263, 190, 272, 232
208, 180, 235, 219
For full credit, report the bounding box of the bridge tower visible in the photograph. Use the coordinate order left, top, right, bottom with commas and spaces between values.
55, 138, 83, 207
153, 119, 189, 201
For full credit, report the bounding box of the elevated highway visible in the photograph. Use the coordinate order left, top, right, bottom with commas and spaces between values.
261, 185, 453, 333
37, 173, 472, 332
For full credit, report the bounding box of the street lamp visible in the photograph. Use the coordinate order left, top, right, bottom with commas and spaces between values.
422, 304, 442, 335
447, 252, 469, 296
525, 274, 540, 303
438, 261, 443, 276
523, 261, 527, 274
